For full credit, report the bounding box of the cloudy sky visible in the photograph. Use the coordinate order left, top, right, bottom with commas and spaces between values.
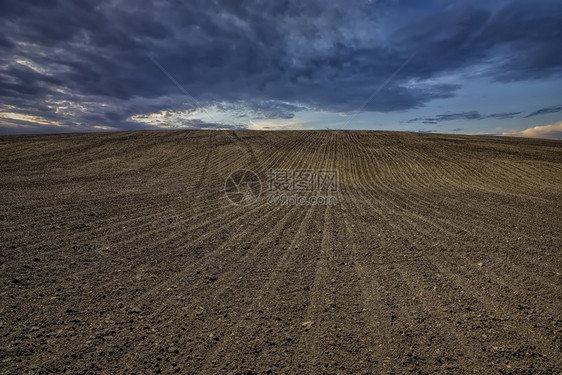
1, 0, 561, 138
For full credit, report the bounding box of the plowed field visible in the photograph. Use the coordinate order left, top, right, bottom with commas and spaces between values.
1, 130, 561, 374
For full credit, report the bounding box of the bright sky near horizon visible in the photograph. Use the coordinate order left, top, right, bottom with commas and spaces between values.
1, 0, 561, 139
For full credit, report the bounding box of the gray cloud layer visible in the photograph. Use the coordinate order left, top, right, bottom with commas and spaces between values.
405, 105, 562, 125
523, 105, 562, 118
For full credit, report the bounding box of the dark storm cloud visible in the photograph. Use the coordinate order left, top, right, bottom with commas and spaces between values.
392, 1, 562, 82
1, 0, 561, 132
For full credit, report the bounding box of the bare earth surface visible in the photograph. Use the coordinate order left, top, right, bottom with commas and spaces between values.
1, 130, 561, 374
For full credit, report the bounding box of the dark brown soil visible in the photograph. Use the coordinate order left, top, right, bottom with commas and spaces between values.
1, 130, 561, 374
